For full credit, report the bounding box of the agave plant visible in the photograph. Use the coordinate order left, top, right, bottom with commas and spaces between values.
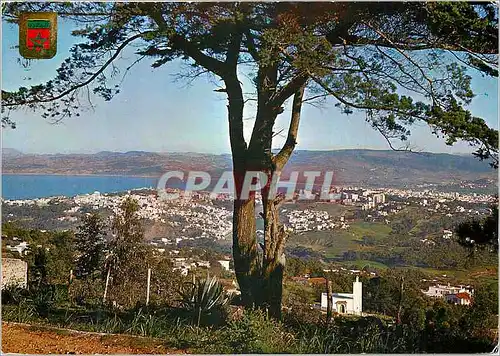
178, 275, 229, 326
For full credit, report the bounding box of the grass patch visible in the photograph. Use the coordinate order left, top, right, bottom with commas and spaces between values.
349, 222, 392, 242
291, 221, 393, 258
409, 266, 459, 276
289, 229, 358, 257
25, 324, 72, 335
338, 259, 389, 270
3, 297, 497, 353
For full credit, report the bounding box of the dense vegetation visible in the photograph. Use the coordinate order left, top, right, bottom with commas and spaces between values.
286, 205, 498, 271
2, 197, 498, 353
3, 272, 497, 353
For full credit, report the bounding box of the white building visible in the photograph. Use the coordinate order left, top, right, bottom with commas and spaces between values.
422, 284, 474, 301
372, 193, 386, 204
299, 190, 315, 200
196, 260, 211, 268
6, 241, 29, 256
442, 230, 453, 239
321, 276, 362, 315
445, 292, 472, 305
218, 260, 231, 271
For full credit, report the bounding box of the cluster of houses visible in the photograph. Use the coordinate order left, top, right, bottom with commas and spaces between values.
162, 201, 232, 240
384, 187, 495, 205
275, 187, 388, 212
172, 256, 232, 276
59, 191, 234, 242
339, 190, 386, 211
421, 283, 474, 305
4, 183, 494, 255
284, 209, 342, 232
420, 229, 455, 246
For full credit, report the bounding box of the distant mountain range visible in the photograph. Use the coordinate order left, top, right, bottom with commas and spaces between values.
2, 148, 497, 189
2, 148, 24, 158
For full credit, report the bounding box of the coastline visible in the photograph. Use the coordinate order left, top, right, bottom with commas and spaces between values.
1, 174, 164, 200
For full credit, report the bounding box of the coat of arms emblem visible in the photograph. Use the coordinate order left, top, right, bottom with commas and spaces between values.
19, 12, 57, 59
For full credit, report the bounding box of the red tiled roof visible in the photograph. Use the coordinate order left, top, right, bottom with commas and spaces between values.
308, 277, 327, 285
456, 292, 471, 300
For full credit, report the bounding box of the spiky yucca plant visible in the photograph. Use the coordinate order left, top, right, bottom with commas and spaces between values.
178, 275, 229, 326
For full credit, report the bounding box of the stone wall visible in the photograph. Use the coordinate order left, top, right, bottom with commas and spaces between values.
2, 258, 28, 289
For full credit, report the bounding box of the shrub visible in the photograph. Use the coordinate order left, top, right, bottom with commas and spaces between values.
2, 299, 37, 323
289, 315, 419, 353
178, 275, 229, 326
206, 309, 295, 354
124, 308, 173, 337
2, 285, 29, 305
30, 285, 57, 318
69, 278, 105, 307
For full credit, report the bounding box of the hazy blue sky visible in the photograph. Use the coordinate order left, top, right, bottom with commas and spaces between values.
2, 18, 498, 155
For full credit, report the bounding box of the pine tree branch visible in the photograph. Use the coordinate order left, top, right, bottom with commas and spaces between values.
3, 32, 152, 108
274, 84, 306, 170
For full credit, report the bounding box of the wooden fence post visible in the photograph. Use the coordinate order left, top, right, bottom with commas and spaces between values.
68, 269, 74, 301
146, 268, 151, 306
103, 267, 111, 303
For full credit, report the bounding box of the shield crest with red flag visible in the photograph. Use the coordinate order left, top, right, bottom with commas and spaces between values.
27, 20, 51, 51
19, 13, 57, 59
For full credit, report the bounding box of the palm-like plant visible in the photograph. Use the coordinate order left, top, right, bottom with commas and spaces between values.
178, 275, 229, 326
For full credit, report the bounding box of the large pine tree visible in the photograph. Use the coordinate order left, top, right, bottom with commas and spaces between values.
2, 2, 498, 318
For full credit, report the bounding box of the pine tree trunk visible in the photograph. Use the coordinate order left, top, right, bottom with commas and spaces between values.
225, 73, 261, 309
232, 162, 260, 308
232, 196, 259, 307
257, 85, 305, 318
260, 193, 287, 319
226, 69, 305, 318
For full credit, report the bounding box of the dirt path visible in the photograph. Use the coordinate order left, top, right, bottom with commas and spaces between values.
2, 322, 187, 354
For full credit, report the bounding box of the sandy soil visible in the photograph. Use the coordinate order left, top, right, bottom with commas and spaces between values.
2, 322, 187, 354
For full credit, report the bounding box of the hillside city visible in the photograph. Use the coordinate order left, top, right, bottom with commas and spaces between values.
3, 184, 494, 248
3, 184, 495, 286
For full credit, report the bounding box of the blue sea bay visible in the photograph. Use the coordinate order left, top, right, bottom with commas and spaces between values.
1, 174, 173, 200
2, 173, 302, 201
